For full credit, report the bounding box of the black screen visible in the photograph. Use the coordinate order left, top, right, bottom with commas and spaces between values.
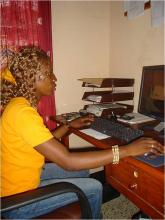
138, 65, 164, 122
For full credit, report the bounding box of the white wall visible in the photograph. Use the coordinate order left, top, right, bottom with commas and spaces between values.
52, 1, 111, 115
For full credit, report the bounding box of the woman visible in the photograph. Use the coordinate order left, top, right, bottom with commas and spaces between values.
1, 46, 163, 219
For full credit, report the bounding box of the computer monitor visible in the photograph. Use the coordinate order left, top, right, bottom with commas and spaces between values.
138, 65, 164, 122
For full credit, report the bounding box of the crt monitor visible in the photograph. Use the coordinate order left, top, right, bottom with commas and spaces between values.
138, 65, 164, 122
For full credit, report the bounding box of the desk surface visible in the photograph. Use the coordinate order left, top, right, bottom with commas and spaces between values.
53, 115, 164, 170
52, 115, 164, 219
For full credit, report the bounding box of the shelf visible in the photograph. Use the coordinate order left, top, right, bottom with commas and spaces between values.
81, 78, 134, 88
82, 91, 134, 103
79, 77, 135, 117
84, 103, 134, 117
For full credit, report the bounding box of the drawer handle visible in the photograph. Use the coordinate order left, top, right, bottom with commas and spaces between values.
133, 171, 139, 178
129, 183, 137, 190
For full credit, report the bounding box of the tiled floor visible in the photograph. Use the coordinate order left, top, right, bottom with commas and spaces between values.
101, 194, 139, 219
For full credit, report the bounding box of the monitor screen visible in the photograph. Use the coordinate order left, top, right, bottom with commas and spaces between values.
138, 65, 164, 122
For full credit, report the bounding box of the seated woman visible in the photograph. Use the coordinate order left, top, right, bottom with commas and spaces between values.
1, 46, 163, 219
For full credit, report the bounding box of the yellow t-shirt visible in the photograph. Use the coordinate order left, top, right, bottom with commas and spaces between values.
1, 97, 53, 197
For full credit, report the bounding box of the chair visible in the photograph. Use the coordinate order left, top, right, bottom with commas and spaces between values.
1, 182, 92, 219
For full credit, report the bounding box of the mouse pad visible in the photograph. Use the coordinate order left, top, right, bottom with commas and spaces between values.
135, 155, 164, 167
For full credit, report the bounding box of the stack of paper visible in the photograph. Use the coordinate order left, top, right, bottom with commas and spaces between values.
90, 103, 125, 109
86, 103, 125, 116
86, 95, 102, 103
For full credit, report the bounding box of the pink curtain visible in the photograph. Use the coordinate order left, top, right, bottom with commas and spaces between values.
0, 0, 56, 130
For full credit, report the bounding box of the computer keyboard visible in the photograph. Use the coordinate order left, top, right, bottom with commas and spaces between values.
91, 117, 144, 143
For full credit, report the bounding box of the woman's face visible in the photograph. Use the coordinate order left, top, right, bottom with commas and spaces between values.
35, 60, 57, 98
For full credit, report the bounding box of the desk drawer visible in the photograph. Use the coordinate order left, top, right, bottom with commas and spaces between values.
106, 160, 164, 213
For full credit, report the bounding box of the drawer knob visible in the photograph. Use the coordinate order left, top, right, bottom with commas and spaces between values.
134, 171, 139, 178
129, 183, 137, 190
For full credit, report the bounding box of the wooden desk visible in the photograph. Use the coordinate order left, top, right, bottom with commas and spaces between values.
51, 116, 164, 219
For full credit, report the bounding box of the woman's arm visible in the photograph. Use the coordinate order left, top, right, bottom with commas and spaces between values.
51, 124, 70, 140
52, 115, 94, 140
34, 137, 164, 171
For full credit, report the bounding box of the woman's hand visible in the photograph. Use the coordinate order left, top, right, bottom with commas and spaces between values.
125, 137, 164, 157
69, 114, 95, 129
